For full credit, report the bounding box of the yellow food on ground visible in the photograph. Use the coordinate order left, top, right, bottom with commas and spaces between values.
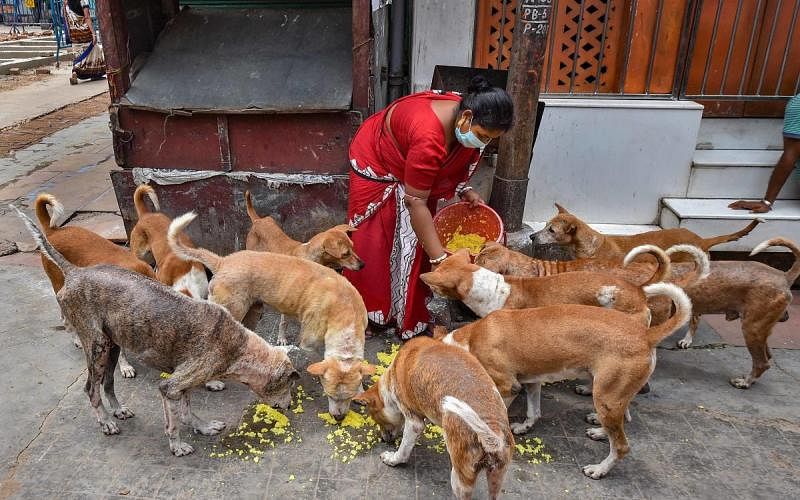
159, 372, 172, 379
446, 229, 486, 255
515, 436, 553, 464
422, 424, 447, 453
318, 409, 382, 463
372, 342, 401, 382
209, 386, 306, 461
419, 425, 552, 464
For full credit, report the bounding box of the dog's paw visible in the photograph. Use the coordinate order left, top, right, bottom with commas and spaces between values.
205, 380, 226, 392
585, 412, 600, 425
677, 336, 693, 349
119, 364, 136, 378
170, 442, 195, 457
586, 427, 608, 441
380, 451, 403, 466
72, 336, 82, 349
582, 463, 610, 480
100, 421, 120, 435
194, 420, 226, 436
510, 421, 534, 435
574, 384, 592, 396
730, 376, 752, 389
113, 406, 135, 420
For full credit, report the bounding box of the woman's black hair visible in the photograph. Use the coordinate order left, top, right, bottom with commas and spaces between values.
459, 75, 514, 132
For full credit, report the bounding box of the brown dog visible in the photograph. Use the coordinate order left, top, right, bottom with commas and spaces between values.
355, 336, 513, 499
496, 214, 797, 388
475, 241, 709, 290
129, 185, 209, 300
667, 238, 799, 388
244, 191, 363, 270
15, 206, 297, 457
439, 282, 691, 479
421, 249, 651, 321
534, 203, 760, 260
244, 190, 363, 344
34, 193, 156, 378
532, 207, 795, 388
168, 212, 374, 419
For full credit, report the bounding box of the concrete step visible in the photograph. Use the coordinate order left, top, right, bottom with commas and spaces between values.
661, 198, 800, 251
0, 54, 73, 74
526, 221, 661, 235
688, 149, 800, 199
696, 118, 783, 150
0, 49, 57, 58
15, 39, 58, 46
0, 44, 58, 51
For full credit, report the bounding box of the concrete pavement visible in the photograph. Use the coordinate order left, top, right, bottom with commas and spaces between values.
1, 256, 799, 499
0, 66, 107, 129
0, 75, 798, 499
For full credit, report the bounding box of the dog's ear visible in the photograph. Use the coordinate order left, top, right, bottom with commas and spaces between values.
306, 360, 329, 377
432, 325, 449, 340
332, 224, 357, 235
419, 272, 441, 286
359, 363, 376, 376
454, 248, 471, 261
554, 202, 570, 214
566, 222, 577, 234
322, 239, 346, 259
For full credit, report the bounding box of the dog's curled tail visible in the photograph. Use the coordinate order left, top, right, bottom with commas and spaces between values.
623, 245, 671, 285
442, 396, 506, 454
167, 212, 223, 273
643, 282, 692, 347
244, 191, 260, 222
702, 218, 763, 250
10, 204, 74, 274
33, 193, 64, 234
665, 244, 711, 287
750, 237, 800, 286
133, 184, 160, 216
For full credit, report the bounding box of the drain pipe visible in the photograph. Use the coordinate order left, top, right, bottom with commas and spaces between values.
387, 0, 406, 103
490, 1, 552, 232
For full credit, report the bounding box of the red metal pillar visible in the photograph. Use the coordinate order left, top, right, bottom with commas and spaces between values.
97, 0, 131, 102
490, 0, 553, 232
352, 0, 372, 117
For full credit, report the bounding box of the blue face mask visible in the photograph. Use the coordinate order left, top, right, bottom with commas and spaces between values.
455, 116, 488, 149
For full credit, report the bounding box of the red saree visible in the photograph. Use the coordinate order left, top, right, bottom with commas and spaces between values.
344, 91, 481, 339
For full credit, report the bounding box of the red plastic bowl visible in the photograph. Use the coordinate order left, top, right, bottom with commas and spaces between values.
433, 202, 504, 255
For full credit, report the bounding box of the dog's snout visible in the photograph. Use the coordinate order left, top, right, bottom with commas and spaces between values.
356, 260, 365, 270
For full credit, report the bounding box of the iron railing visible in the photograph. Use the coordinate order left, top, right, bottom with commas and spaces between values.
0, 0, 53, 29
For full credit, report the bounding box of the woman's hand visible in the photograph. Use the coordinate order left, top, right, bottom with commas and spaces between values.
461, 189, 485, 208
403, 185, 448, 261
728, 200, 772, 213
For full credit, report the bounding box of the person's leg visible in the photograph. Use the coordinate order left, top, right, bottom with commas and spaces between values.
729, 137, 800, 212
730, 93, 800, 212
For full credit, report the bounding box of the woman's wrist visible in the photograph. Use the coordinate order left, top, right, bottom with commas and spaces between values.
457, 186, 474, 199
429, 253, 448, 265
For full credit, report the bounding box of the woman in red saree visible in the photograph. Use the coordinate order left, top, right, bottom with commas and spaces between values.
344, 76, 514, 339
